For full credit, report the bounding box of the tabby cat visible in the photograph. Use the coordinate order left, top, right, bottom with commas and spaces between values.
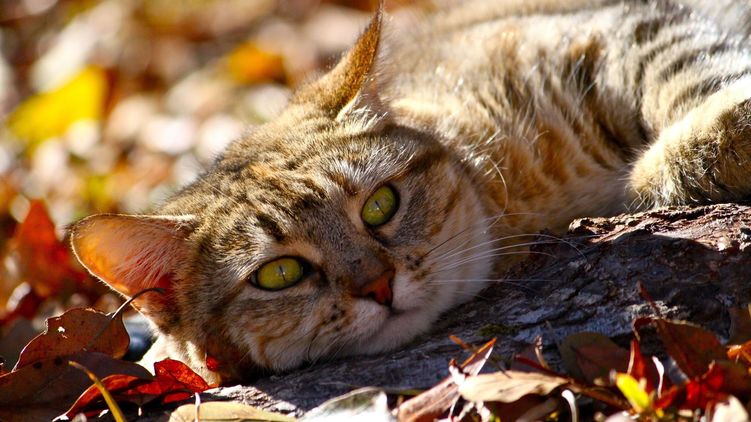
71, 0, 751, 383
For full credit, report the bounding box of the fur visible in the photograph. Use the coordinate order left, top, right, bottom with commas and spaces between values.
71, 0, 751, 384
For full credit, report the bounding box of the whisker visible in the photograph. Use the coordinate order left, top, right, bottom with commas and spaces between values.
430, 240, 562, 271
430, 235, 558, 263
421, 211, 548, 262
428, 251, 556, 275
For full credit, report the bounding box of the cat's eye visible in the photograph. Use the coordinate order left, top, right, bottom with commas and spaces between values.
361, 185, 399, 227
252, 257, 305, 290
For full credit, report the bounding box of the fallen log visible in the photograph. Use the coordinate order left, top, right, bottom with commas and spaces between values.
153, 203, 751, 418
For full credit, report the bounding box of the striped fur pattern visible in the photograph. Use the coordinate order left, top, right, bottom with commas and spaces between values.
71, 0, 751, 383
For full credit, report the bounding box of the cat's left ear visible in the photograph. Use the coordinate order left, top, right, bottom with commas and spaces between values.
70, 214, 196, 327
294, 3, 389, 123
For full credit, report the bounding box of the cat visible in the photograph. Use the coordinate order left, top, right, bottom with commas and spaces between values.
70, 0, 751, 384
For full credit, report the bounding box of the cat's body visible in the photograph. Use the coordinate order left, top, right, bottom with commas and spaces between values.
71, 0, 751, 384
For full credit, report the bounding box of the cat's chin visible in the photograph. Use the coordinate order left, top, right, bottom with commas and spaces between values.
346, 308, 434, 355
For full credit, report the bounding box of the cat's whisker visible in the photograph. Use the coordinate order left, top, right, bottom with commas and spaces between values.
428, 251, 556, 275
426, 232, 582, 270
419, 211, 545, 262
429, 234, 556, 263
417, 214, 502, 260
429, 280, 538, 295
428, 277, 557, 283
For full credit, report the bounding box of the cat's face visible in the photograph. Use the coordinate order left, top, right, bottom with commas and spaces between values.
175, 117, 491, 376
70, 10, 495, 382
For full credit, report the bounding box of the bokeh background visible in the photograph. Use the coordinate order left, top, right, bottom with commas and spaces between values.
0, 0, 425, 367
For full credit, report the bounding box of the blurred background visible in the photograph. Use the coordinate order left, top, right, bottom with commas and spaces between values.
0, 0, 425, 367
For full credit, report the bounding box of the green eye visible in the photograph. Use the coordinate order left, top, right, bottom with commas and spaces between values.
253, 257, 305, 290
361, 185, 399, 227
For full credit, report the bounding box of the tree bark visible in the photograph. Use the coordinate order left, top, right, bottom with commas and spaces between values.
185, 203, 751, 417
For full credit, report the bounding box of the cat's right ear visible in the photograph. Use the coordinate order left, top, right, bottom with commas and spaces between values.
293, 3, 389, 124
70, 214, 196, 327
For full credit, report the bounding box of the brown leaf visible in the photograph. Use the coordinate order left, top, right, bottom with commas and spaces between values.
14, 307, 129, 370
396, 338, 494, 422
645, 318, 726, 379
559, 332, 629, 384
458, 370, 569, 403
0, 351, 151, 422
728, 305, 751, 345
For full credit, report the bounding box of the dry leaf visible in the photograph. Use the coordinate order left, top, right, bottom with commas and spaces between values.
559, 332, 629, 384
170, 401, 297, 422
14, 307, 129, 370
396, 338, 495, 422
459, 370, 569, 403
0, 351, 151, 422
66, 359, 210, 418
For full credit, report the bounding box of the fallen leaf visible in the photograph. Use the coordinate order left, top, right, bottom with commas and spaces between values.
302, 387, 392, 422
559, 332, 629, 384
226, 42, 286, 85
459, 370, 569, 404
0, 351, 151, 422
7, 67, 107, 145
14, 307, 129, 370
627, 339, 665, 394
654, 361, 751, 411
7, 201, 85, 301
727, 305, 751, 345
614, 373, 651, 413
69, 360, 128, 422
484, 395, 557, 422
170, 401, 297, 422
396, 338, 494, 422
66, 359, 210, 418
640, 317, 726, 379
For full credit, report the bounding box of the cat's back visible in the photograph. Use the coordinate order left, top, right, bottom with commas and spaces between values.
382, 0, 751, 230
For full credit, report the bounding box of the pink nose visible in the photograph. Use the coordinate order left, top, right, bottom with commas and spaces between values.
355, 270, 394, 307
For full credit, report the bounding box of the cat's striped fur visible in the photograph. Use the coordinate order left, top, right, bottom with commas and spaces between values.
72, 0, 751, 383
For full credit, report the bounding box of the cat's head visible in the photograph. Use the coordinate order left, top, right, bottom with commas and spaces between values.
70, 9, 495, 383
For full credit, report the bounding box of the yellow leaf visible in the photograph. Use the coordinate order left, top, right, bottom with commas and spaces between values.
8, 67, 106, 145
226, 42, 285, 85
615, 373, 651, 413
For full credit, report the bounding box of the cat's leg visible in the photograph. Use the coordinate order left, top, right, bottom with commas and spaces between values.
630, 77, 751, 207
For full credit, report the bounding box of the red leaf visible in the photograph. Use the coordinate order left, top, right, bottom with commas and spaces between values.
627, 339, 667, 394
66, 359, 210, 418
654, 361, 751, 411
143, 359, 211, 403
10, 201, 84, 299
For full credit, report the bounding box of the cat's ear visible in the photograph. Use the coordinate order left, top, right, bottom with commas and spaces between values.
294, 4, 389, 124
70, 214, 196, 326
